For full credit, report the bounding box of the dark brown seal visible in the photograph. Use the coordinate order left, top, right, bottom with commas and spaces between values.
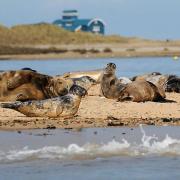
100, 63, 127, 99
101, 63, 165, 102
0, 70, 68, 101
118, 80, 165, 102
0, 85, 87, 118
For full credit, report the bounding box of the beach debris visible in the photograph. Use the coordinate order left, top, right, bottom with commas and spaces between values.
45, 125, 56, 129
107, 116, 119, 120
107, 121, 124, 127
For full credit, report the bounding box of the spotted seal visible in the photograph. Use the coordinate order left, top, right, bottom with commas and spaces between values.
64, 76, 97, 91
0, 85, 87, 118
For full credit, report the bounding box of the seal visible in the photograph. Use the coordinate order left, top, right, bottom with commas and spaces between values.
165, 75, 180, 93
118, 77, 132, 84
61, 69, 103, 83
100, 63, 127, 99
132, 73, 180, 93
0, 85, 87, 118
118, 80, 165, 102
0, 70, 69, 101
21, 67, 37, 72
131, 72, 162, 81
101, 63, 165, 102
65, 76, 97, 91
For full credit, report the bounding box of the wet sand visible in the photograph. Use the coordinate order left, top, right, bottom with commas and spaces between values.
0, 85, 179, 130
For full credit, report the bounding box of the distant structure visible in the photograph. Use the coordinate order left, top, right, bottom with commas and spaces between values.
53, 10, 105, 35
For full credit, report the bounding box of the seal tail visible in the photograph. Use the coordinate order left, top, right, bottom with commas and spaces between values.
0, 102, 21, 110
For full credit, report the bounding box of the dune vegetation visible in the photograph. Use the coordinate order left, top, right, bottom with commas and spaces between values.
0, 23, 180, 58
0, 23, 136, 45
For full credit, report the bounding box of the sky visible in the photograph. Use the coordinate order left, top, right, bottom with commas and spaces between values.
0, 0, 180, 40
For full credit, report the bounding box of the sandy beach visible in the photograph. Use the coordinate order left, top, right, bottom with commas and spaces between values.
0, 84, 179, 130
1, 44, 180, 60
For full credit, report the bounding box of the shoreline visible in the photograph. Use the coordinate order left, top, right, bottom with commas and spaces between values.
0, 117, 180, 131
0, 45, 180, 60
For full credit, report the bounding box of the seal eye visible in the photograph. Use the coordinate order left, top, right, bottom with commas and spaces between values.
107, 63, 116, 69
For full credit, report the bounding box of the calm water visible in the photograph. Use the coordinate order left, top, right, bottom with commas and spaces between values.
0, 57, 180, 179
0, 57, 179, 77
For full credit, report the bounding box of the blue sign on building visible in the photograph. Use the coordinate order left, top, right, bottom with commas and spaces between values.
53, 10, 105, 35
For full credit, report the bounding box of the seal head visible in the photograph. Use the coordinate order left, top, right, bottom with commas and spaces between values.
104, 63, 116, 75
69, 85, 87, 97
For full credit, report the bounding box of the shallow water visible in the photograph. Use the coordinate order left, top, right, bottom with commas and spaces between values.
0, 57, 179, 77
0, 126, 180, 179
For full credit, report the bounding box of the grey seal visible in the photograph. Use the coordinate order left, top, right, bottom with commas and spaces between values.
101, 63, 165, 102
0, 70, 68, 101
0, 85, 87, 118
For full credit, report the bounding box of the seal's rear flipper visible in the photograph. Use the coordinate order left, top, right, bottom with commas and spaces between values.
0, 103, 16, 109
0, 102, 21, 109
117, 94, 134, 102
156, 99, 176, 103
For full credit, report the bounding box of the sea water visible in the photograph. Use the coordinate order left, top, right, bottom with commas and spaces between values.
0, 126, 180, 179
0, 57, 179, 77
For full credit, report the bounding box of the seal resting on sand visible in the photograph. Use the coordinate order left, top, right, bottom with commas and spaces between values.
132, 73, 180, 93
101, 63, 165, 102
61, 69, 103, 83
165, 75, 180, 93
0, 85, 87, 118
118, 80, 165, 102
63, 76, 97, 91
0, 70, 68, 101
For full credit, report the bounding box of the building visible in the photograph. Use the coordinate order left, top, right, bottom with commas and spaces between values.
53, 10, 105, 35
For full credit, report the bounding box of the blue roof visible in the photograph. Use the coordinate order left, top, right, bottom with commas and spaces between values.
53, 18, 92, 31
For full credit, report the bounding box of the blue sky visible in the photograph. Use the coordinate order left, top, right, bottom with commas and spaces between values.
0, 0, 180, 39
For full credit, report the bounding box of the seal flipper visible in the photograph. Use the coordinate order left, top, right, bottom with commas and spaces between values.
0, 102, 22, 110
117, 91, 134, 102
146, 81, 166, 100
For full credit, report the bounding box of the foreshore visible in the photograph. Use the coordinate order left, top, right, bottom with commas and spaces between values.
0, 43, 180, 60
0, 84, 179, 130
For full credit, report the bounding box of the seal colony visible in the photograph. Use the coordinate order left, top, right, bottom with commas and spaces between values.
0, 63, 179, 119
